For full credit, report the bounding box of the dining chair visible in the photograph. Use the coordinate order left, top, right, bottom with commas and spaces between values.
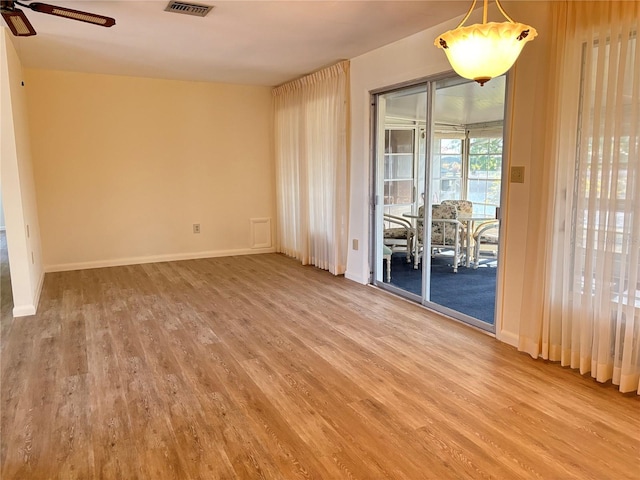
441, 199, 473, 217
414, 204, 465, 272
382, 244, 392, 282
472, 220, 499, 268
383, 214, 414, 264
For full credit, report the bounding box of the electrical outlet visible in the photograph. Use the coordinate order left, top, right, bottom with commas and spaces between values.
510, 166, 525, 183
193, 224, 201, 234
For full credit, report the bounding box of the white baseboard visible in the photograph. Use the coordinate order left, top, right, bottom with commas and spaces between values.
344, 270, 368, 285
44, 247, 277, 273
13, 304, 36, 317
10, 272, 44, 318
497, 329, 519, 348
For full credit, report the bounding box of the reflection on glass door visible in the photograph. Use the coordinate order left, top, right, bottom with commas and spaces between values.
373, 75, 506, 333
425, 76, 505, 331
373, 85, 428, 300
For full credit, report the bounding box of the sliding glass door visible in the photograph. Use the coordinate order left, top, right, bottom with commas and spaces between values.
372, 75, 506, 332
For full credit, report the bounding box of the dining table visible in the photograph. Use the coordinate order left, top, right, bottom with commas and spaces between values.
402, 211, 498, 269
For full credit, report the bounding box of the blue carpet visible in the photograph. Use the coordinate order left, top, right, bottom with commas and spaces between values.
387, 253, 496, 324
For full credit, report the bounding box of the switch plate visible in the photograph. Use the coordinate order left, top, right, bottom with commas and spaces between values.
352, 239, 358, 250
510, 166, 525, 183
193, 224, 201, 234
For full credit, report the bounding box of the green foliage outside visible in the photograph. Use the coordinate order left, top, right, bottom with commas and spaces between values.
469, 138, 503, 175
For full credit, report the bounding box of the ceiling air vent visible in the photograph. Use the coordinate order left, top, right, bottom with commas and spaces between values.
165, 1, 213, 17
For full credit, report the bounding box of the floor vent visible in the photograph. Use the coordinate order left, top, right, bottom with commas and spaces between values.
165, 1, 213, 17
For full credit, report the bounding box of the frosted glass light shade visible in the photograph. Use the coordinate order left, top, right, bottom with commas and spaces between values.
435, 21, 537, 86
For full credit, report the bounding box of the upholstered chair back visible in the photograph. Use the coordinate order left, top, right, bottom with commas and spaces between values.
431, 203, 459, 245
441, 199, 473, 217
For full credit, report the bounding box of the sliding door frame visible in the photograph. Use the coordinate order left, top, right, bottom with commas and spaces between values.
370, 71, 512, 335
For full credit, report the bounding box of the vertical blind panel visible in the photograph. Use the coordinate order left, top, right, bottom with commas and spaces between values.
518, 1, 639, 395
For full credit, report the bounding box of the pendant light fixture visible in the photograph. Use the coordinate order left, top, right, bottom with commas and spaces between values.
434, 0, 537, 86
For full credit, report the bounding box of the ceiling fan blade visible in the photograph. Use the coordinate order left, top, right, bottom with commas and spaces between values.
25, 2, 115, 27
1, 8, 36, 36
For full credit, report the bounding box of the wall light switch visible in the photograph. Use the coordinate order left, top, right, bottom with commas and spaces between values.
352, 239, 359, 250
510, 166, 525, 183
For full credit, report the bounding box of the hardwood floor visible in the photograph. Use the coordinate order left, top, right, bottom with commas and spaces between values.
1, 252, 638, 479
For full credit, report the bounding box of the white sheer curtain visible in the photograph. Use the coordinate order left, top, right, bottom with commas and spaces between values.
519, 1, 640, 394
273, 61, 349, 275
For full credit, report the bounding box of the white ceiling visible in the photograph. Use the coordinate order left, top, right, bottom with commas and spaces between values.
6, 0, 471, 86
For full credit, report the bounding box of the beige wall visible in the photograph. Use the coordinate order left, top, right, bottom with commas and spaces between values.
25, 69, 275, 271
1, 29, 44, 316
345, 2, 553, 344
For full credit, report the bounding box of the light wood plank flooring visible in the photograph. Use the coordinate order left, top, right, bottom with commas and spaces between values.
1, 252, 638, 479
